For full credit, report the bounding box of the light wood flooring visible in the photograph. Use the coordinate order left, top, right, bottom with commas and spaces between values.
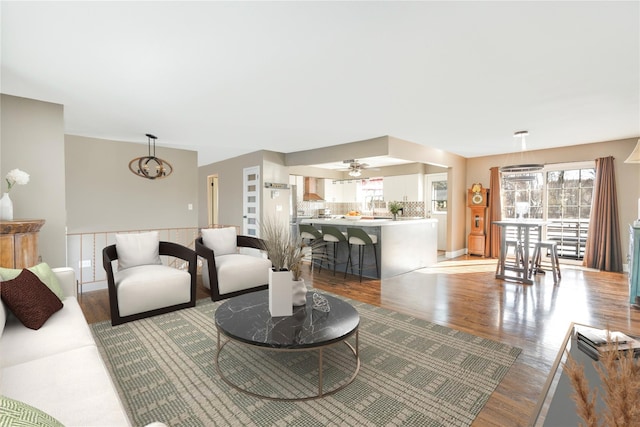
79, 255, 639, 426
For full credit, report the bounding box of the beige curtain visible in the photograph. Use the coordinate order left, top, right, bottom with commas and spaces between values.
584, 156, 623, 272
484, 167, 502, 258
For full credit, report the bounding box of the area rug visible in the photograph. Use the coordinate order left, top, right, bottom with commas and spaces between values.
91, 295, 521, 427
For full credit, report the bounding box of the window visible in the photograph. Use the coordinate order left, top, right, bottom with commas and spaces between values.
431, 180, 448, 213
360, 178, 384, 211
545, 167, 594, 259
501, 173, 544, 219
500, 161, 595, 260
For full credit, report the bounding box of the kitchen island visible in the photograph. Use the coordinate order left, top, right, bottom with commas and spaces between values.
300, 217, 438, 279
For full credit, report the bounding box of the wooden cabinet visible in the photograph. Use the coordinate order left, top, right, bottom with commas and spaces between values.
0, 219, 45, 268
467, 185, 488, 257
629, 223, 640, 306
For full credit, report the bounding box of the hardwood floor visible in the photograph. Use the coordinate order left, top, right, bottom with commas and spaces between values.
79, 256, 639, 426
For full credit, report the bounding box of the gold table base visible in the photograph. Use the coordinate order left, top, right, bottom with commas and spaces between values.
215, 328, 360, 401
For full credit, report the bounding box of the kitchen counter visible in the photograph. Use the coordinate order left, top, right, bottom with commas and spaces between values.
302, 217, 432, 226
300, 218, 438, 279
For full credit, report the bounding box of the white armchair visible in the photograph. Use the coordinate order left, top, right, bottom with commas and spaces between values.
195, 227, 271, 301
102, 231, 197, 326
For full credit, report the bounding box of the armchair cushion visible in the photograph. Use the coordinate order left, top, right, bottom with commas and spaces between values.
114, 265, 192, 317
201, 227, 237, 256
203, 254, 271, 295
0, 269, 63, 330
115, 231, 162, 270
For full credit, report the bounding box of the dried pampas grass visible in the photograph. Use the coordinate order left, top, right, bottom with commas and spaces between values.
564, 331, 640, 426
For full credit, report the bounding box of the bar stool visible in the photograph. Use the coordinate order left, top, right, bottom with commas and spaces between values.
345, 228, 379, 282
497, 240, 526, 274
530, 240, 561, 283
320, 225, 348, 276
299, 224, 323, 272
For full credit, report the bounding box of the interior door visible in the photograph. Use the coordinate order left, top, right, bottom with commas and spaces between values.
243, 166, 260, 237
426, 173, 448, 251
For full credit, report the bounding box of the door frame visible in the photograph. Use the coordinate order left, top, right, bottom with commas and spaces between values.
207, 174, 219, 227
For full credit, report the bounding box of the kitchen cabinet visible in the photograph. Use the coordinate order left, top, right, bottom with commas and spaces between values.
300, 218, 438, 279
383, 174, 423, 202
324, 179, 357, 202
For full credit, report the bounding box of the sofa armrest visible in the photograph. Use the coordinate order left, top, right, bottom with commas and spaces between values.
52, 267, 77, 299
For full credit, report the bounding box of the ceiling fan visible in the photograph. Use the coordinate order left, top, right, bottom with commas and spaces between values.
342, 159, 369, 177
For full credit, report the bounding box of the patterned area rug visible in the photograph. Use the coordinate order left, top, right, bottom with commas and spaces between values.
91, 295, 521, 426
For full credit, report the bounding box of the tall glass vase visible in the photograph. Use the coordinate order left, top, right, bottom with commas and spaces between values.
0, 192, 13, 221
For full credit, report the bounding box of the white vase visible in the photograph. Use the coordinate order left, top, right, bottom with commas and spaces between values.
0, 193, 13, 221
292, 279, 307, 306
268, 269, 293, 317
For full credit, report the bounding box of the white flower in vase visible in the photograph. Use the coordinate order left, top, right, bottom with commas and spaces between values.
5, 169, 30, 192
1, 169, 29, 221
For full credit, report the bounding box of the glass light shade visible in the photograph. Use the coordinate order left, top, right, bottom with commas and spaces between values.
515, 202, 530, 219
624, 140, 640, 163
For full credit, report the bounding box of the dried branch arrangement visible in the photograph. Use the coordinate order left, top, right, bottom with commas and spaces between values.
260, 216, 324, 281
564, 333, 640, 426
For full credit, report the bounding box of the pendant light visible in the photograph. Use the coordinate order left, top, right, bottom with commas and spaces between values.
129, 133, 173, 180
500, 131, 544, 181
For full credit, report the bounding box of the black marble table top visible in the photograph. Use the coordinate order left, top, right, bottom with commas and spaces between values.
215, 290, 360, 349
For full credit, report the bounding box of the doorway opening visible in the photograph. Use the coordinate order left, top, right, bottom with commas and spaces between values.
207, 175, 219, 227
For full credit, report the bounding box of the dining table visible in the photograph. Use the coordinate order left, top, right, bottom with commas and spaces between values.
493, 219, 547, 285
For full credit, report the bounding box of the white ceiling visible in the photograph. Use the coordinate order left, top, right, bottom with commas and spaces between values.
1, 1, 638, 167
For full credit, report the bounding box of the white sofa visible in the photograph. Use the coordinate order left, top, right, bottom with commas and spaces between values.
0, 267, 132, 426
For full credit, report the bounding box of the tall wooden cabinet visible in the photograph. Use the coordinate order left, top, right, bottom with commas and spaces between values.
0, 219, 45, 268
467, 184, 489, 256
629, 223, 640, 306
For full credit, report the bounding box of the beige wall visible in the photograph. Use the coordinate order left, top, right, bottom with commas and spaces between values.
387, 136, 467, 256
198, 150, 265, 229
261, 150, 290, 226
466, 138, 640, 261
1, 94, 67, 267
65, 135, 198, 233
198, 150, 292, 233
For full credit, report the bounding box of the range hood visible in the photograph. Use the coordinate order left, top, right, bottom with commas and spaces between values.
303, 177, 324, 201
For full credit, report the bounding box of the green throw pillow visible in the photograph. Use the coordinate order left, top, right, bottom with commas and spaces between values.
0, 263, 64, 301
0, 395, 65, 427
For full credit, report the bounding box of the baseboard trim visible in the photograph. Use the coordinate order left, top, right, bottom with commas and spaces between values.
446, 248, 467, 259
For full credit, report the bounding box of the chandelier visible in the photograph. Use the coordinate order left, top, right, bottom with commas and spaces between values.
129, 134, 173, 180
500, 131, 544, 181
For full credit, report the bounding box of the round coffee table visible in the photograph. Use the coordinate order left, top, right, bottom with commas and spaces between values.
215, 290, 360, 401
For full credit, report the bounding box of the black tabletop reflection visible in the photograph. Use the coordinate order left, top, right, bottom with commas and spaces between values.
215, 290, 360, 349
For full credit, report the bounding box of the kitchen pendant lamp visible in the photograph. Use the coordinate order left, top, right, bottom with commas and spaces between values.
500, 131, 544, 181
129, 134, 173, 180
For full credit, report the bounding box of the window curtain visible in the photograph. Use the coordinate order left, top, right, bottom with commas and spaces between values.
484, 167, 502, 258
584, 156, 622, 272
